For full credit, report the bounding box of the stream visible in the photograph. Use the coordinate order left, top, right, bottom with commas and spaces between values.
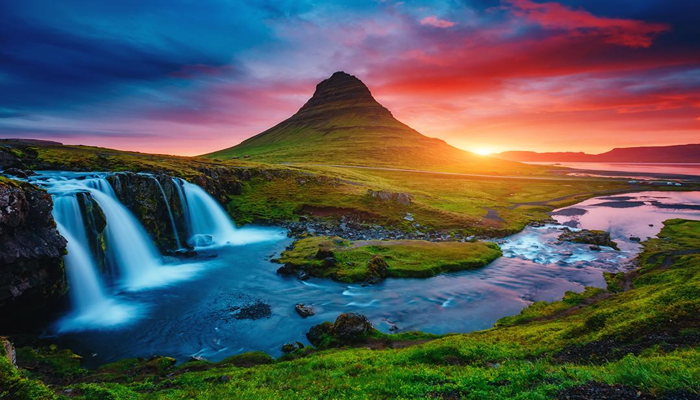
28, 172, 700, 367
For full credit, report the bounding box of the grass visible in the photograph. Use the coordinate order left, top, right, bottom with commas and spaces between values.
277, 236, 502, 281
4, 141, 685, 237
3, 219, 698, 399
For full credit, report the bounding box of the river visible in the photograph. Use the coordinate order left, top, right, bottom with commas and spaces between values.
28, 172, 700, 367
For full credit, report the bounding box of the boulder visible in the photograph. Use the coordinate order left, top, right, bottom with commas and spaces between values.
331, 312, 373, 341
295, 303, 315, 318
306, 321, 333, 347
281, 341, 305, 354
558, 229, 619, 250
366, 255, 389, 283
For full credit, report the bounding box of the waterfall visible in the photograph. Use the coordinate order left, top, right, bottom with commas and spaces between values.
150, 175, 182, 249
52, 196, 137, 331
174, 177, 277, 248
83, 178, 198, 290
174, 178, 237, 247
53, 196, 110, 313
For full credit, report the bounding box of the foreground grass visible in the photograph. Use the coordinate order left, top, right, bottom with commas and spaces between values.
277, 237, 502, 281
2, 219, 698, 399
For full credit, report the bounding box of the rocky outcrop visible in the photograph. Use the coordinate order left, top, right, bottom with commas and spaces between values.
306, 313, 374, 347
366, 255, 389, 283
295, 303, 315, 318
558, 229, 619, 250
107, 173, 187, 251
0, 178, 67, 331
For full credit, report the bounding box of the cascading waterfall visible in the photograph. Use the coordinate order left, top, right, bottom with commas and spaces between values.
174, 178, 237, 247
27, 171, 280, 332
84, 180, 165, 288
173, 177, 279, 248
52, 195, 137, 331
149, 175, 182, 249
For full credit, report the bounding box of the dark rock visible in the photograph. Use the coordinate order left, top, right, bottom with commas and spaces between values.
321, 257, 337, 268
331, 312, 373, 342
295, 303, 315, 318
281, 341, 305, 354
306, 321, 333, 347
232, 301, 272, 320
630, 236, 641, 242
589, 245, 601, 251
366, 255, 388, 283
220, 375, 231, 383
276, 264, 297, 276
558, 229, 619, 250
0, 179, 68, 331
315, 247, 334, 259
2, 168, 35, 179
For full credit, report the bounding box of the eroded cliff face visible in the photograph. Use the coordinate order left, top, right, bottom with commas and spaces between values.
0, 178, 67, 331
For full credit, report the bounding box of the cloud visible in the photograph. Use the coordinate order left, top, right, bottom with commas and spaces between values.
505, 0, 670, 48
420, 16, 456, 28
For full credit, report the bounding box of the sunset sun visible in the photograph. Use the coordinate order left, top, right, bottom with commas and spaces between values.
473, 148, 493, 156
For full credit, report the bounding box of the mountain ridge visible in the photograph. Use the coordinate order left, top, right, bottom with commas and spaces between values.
497, 144, 700, 163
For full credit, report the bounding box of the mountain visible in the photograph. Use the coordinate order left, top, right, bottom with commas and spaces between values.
206, 72, 531, 174
497, 144, 700, 163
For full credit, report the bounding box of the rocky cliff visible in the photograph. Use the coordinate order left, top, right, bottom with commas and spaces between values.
0, 178, 67, 331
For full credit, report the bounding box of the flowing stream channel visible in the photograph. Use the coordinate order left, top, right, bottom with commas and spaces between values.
28, 172, 700, 367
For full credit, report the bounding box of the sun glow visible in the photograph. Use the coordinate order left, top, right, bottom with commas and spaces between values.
473, 148, 494, 156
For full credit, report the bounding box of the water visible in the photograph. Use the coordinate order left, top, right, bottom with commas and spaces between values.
52, 196, 138, 332
174, 177, 276, 248
525, 161, 700, 178
39, 180, 699, 366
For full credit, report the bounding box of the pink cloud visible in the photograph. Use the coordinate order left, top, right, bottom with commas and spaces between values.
505, 0, 669, 48
420, 16, 456, 29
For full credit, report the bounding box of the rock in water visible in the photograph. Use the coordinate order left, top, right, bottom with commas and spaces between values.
281, 342, 305, 354
306, 322, 333, 347
295, 303, 315, 318
558, 228, 619, 250
331, 313, 373, 341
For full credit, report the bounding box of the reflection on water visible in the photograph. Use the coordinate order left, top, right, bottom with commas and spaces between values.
51, 191, 700, 367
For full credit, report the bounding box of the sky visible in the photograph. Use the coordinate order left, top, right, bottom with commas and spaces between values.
0, 0, 699, 156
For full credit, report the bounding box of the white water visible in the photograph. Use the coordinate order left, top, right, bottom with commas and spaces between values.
174, 178, 276, 248
52, 196, 139, 332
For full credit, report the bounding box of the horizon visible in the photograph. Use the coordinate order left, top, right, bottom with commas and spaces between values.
1, 1, 699, 156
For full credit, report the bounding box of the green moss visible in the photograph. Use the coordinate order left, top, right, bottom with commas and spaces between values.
278, 237, 502, 281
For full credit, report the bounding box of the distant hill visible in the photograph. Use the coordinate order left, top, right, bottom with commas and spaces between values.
206, 72, 536, 174
497, 144, 700, 163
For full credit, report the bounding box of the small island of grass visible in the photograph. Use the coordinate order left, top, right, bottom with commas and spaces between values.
276, 236, 502, 282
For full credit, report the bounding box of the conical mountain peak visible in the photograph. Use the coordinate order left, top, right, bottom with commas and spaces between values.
293, 71, 391, 120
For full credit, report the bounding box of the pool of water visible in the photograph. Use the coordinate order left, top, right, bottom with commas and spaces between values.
48, 191, 700, 367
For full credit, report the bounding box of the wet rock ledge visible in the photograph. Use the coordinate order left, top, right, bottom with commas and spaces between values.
0, 177, 67, 330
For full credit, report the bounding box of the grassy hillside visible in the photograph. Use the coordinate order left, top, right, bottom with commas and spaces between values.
0, 140, 660, 236
205, 72, 545, 175
2, 219, 698, 399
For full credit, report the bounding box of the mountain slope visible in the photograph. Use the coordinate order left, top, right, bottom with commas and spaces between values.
206, 72, 535, 174
497, 144, 700, 163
